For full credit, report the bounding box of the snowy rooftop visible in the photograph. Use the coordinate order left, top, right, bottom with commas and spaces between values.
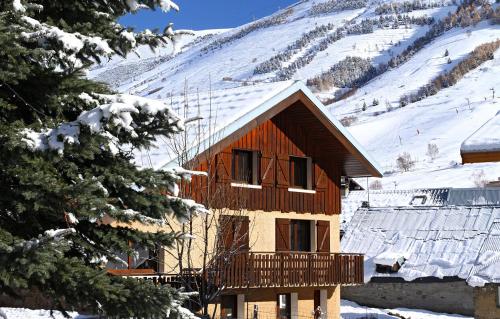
341, 206, 500, 286
341, 188, 500, 230
341, 188, 450, 229
136, 81, 295, 168
137, 80, 383, 177
461, 111, 500, 153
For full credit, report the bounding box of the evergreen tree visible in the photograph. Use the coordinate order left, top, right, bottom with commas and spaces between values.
0, 0, 204, 317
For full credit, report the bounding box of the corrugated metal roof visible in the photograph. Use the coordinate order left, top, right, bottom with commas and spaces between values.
341, 206, 500, 286
447, 188, 500, 206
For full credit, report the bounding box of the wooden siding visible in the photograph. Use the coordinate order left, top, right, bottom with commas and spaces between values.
461, 151, 500, 164
185, 101, 343, 215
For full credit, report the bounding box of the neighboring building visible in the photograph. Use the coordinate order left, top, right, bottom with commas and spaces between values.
341, 204, 500, 317
461, 111, 500, 164
117, 81, 383, 318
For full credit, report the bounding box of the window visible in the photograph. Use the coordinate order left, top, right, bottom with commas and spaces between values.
290, 220, 311, 252
232, 149, 259, 185
289, 156, 312, 189
277, 293, 291, 319
221, 295, 237, 319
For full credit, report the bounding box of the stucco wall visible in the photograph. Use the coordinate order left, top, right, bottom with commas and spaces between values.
209, 286, 340, 319
474, 284, 500, 319
342, 281, 474, 316
162, 209, 340, 273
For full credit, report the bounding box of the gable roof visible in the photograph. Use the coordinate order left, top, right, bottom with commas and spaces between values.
341, 205, 500, 286
461, 111, 500, 163
138, 81, 383, 177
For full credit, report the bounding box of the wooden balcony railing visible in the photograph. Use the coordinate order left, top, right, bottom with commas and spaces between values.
208, 252, 364, 289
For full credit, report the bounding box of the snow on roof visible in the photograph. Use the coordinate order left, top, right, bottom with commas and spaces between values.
137, 81, 383, 177
341, 206, 500, 286
341, 188, 449, 230
373, 251, 408, 267
461, 111, 500, 153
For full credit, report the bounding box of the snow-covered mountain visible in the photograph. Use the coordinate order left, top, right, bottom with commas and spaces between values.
90, 0, 500, 189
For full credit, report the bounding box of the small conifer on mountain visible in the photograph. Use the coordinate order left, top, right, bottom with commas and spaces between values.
0, 0, 205, 317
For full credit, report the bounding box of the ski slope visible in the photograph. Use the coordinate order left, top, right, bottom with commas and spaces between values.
89, 0, 500, 189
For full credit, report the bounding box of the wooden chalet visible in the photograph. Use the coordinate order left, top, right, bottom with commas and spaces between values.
112, 81, 383, 319
461, 111, 500, 164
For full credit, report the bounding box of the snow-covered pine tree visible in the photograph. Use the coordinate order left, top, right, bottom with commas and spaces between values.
0, 1, 205, 317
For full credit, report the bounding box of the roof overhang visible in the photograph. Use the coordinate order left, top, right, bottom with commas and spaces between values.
165, 81, 383, 178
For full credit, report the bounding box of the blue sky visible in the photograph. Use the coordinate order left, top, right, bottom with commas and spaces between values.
120, 0, 298, 31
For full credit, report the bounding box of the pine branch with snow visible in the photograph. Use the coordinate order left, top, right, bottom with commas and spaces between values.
0, 0, 205, 317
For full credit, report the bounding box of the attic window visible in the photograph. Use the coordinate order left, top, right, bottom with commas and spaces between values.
374, 252, 406, 274
232, 149, 259, 185
289, 156, 313, 190
410, 195, 427, 206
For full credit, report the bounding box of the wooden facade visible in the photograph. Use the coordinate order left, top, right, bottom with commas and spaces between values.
185, 100, 347, 215
461, 150, 500, 164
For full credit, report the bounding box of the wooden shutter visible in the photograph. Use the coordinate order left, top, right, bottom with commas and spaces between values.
216, 151, 232, 182
275, 218, 290, 251
219, 216, 249, 252
316, 220, 330, 253
260, 152, 275, 187
234, 216, 250, 251
219, 215, 234, 250
276, 155, 289, 188
315, 164, 328, 190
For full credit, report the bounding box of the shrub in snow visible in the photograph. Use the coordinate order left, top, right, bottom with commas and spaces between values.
396, 152, 416, 172
340, 115, 358, 127
472, 170, 487, 188
426, 143, 440, 161
369, 180, 383, 190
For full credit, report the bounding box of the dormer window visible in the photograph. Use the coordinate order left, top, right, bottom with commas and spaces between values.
232, 149, 259, 185
374, 252, 406, 273
290, 156, 313, 190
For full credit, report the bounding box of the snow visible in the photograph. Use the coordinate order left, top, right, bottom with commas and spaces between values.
12, 0, 25, 13
0, 301, 471, 319
341, 206, 500, 286
0, 308, 87, 319
88, 0, 500, 190
461, 110, 500, 153
373, 251, 408, 266
22, 93, 183, 155
340, 299, 472, 319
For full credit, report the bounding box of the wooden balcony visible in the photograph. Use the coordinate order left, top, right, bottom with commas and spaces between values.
209, 252, 364, 289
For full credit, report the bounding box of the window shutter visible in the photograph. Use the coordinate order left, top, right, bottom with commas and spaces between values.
316, 220, 330, 253
260, 152, 275, 187
276, 155, 289, 188
307, 157, 313, 190
252, 151, 259, 185
235, 216, 250, 251
216, 151, 232, 182
219, 215, 234, 251
315, 164, 328, 190
275, 218, 290, 251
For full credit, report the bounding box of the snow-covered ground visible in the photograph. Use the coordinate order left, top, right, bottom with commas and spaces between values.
0, 301, 472, 319
340, 300, 472, 319
0, 307, 90, 319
